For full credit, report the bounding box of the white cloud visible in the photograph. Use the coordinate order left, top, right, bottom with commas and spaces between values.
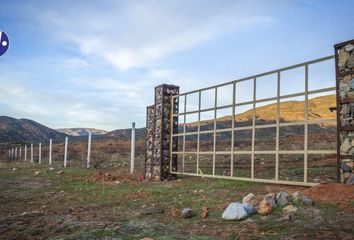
34, 0, 277, 71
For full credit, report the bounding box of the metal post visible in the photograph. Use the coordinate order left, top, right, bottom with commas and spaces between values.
30, 144, 33, 163
38, 143, 42, 164
87, 133, 91, 168
49, 139, 52, 166
130, 122, 135, 173
64, 137, 68, 167
24, 145, 27, 162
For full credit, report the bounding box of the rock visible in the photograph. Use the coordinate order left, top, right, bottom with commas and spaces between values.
57, 171, 64, 175
341, 162, 351, 172
346, 174, 354, 185
348, 54, 354, 69
276, 192, 292, 207
283, 213, 294, 221
263, 193, 276, 207
338, 49, 349, 71
222, 202, 250, 220
346, 161, 354, 170
291, 191, 301, 203
181, 208, 195, 218
200, 206, 209, 219
12, 168, 18, 171
282, 205, 297, 215
140, 238, 154, 240
345, 44, 354, 53
242, 203, 256, 215
34, 171, 40, 175
340, 138, 352, 153
301, 195, 314, 206
48, 167, 54, 171
242, 193, 259, 207
257, 201, 272, 215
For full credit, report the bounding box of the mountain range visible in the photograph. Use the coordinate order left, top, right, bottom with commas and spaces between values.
0, 94, 336, 143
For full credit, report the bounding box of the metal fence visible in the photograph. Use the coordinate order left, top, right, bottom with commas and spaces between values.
170, 55, 337, 186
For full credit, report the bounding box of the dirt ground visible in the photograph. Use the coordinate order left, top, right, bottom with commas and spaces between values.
0, 163, 353, 240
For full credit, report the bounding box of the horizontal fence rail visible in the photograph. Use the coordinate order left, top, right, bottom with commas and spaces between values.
170, 55, 337, 186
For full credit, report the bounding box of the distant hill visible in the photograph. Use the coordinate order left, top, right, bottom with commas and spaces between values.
0, 116, 67, 143
101, 127, 146, 141
56, 128, 108, 137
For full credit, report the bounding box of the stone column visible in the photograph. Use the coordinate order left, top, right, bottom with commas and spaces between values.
335, 39, 354, 184
145, 105, 154, 179
145, 84, 179, 180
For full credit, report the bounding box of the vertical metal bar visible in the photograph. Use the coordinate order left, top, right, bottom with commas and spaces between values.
49, 139, 52, 166
24, 145, 27, 162
64, 137, 68, 167
276, 72, 280, 180
231, 82, 236, 176
213, 87, 217, 175
130, 123, 135, 173
30, 144, 33, 163
251, 78, 256, 179
304, 65, 309, 183
38, 143, 42, 165
183, 95, 187, 173
196, 91, 201, 173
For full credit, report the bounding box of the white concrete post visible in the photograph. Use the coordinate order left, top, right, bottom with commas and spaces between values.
49, 139, 52, 166
64, 137, 68, 167
30, 144, 33, 163
130, 122, 135, 174
8, 149, 11, 160
19, 147, 22, 161
87, 132, 91, 168
24, 145, 27, 162
11, 148, 14, 160
15, 147, 17, 160
38, 143, 42, 164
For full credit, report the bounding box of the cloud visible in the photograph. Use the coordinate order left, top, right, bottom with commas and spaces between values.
34, 0, 276, 71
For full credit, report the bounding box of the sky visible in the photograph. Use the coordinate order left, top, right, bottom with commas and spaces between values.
0, 0, 353, 131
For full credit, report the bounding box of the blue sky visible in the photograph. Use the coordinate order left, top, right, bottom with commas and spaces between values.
0, 0, 353, 130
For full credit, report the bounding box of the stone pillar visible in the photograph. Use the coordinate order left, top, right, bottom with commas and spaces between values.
335, 39, 354, 184
145, 84, 179, 180
145, 105, 154, 179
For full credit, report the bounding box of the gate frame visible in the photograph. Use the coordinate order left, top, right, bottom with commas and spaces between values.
169, 55, 337, 187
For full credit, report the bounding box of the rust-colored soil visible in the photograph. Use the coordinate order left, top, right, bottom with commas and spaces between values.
302, 183, 354, 209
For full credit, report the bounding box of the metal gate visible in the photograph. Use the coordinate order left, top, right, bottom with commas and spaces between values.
170, 55, 337, 186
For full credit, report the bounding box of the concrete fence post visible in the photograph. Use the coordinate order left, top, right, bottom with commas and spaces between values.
49, 139, 52, 166
38, 143, 42, 165
30, 144, 33, 163
11, 148, 14, 160
15, 147, 17, 160
19, 147, 22, 162
64, 137, 68, 167
87, 132, 91, 168
130, 122, 136, 174
8, 149, 10, 160
24, 145, 27, 162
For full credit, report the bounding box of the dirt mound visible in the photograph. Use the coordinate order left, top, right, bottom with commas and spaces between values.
302, 183, 354, 209
91, 171, 137, 184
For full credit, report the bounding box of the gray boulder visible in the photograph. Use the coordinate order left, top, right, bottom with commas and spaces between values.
222, 202, 254, 221
181, 208, 195, 218
276, 192, 292, 207
264, 193, 276, 207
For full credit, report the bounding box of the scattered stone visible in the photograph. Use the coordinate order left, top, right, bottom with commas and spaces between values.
200, 206, 209, 219
257, 201, 272, 215
34, 171, 41, 175
282, 213, 294, 221
140, 238, 154, 240
276, 192, 292, 207
346, 161, 354, 170
57, 171, 64, 175
181, 208, 195, 218
263, 193, 276, 207
282, 205, 298, 215
143, 208, 164, 215
12, 168, 17, 171
338, 49, 349, 71
222, 202, 252, 220
48, 167, 54, 171
348, 54, 354, 69
170, 209, 180, 218
176, 179, 182, 183
260, 216, 268, 221
244, 218, 255, 223
301, 195, 314, 206
242, 193, 259, 207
